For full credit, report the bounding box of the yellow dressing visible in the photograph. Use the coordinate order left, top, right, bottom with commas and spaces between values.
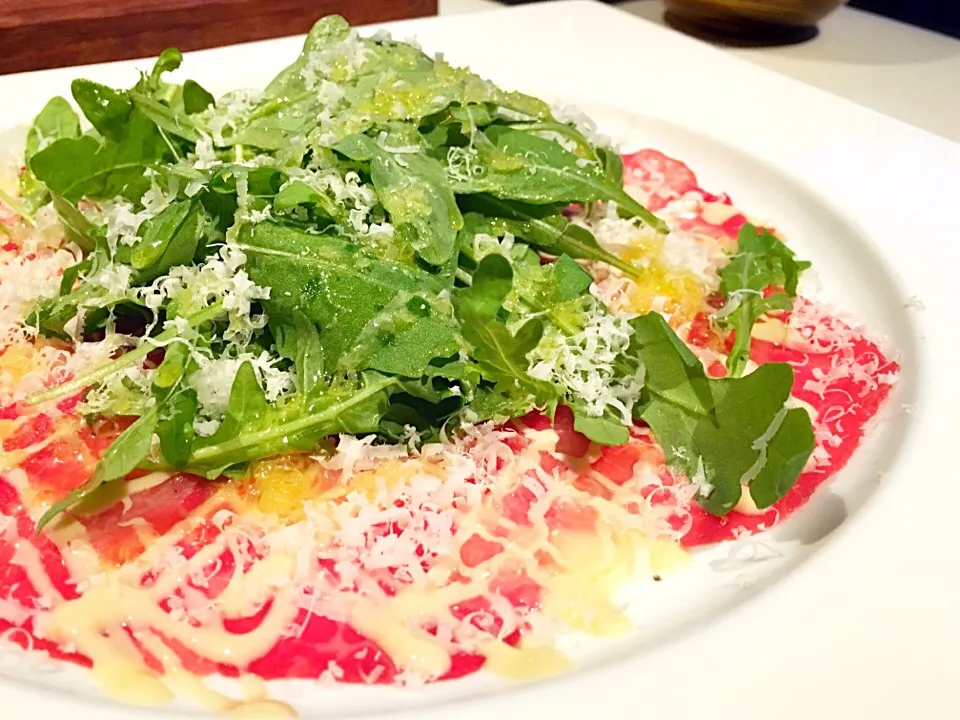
480, 639, 573, 681
0, 418, 18, 441
138, 635, 297, 719
648, 537, 691, 575
0, 342, 44, 386
537, 529, 637, 637
249, 453, 327, 520
620, 242, 707, 324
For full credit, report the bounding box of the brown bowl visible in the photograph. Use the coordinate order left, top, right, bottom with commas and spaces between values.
664, 0, 846, 45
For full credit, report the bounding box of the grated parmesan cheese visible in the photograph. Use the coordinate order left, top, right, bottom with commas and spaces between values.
0, 240, 79, 344
551, 104, 614, 150
138, 243, 270, 346
198, 89, 261, 145
188, 350, 294, 429
78, 364, 156, 416
528, 299, 644, 424
301, 30, 370, 89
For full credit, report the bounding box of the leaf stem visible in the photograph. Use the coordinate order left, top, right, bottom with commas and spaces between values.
0, 186, 36, 227
188, 375, 397, 465
614, 192, 668, 235
507, 121, 597, 160
25, 302, 225, 406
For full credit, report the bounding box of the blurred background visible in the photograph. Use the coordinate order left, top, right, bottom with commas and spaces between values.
1, 0, 957, 75
848, 1, 959, 38
497, 1, 960, 40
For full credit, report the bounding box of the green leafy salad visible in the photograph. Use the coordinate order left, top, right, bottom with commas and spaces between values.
8, 16, 815, 530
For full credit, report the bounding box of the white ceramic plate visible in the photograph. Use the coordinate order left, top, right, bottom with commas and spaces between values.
2, 2, 959, 719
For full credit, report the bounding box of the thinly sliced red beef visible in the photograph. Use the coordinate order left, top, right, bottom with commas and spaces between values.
78, 473, 217, 566
622, 149, 747, 239
622, 149, 699, 211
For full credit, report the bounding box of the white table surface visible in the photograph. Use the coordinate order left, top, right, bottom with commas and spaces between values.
439, 0, 960, 144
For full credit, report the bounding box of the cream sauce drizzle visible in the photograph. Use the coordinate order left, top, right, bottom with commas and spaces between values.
12, 537, 63, 605
7, 419, 690, 714
0, 421, 66, 471
140, 630, 297, 718
340, 435, 691, 683
699, 201, 742, 225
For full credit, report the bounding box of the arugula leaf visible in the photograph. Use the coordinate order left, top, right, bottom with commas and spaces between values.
57, 255, 92, 297
263, 15, 352, 100
183, 80, 215, 115
717, 224, 811, 377
141, 48, 183, 93
129, 200, 205, 282
50, 194, 96, 252
294, 316, 326, 395
205, 164, 286, 198
131, 92, 202, 142
573, 407, 630, 446
227, 93, 321, 152
458, 195, 642, 280
336, 126, 463, 267
25, 97, 82, 159
311, 44, 546, 149
157, 388, 198, 468
19, 97, 82, 213
339, 292, 461, 378
371, 149, 461, 267
153, 341, 191, 391
459, 254, 513, 315
30, 107, 169, 202
71, 79, 133, 141
205, 18, 357, 151
27, 243, 112, 339
26, 302, 225, 406
0, 186, 34, 229
331, 133, 379, 161
272, 180, 341, 224
630, 312, 814, 515
507, 121, 599, 160
28, 285, 101, 340
596, 147, 624, 186
194, 361, 268, 453
240, 223, 459, 375
467, 384, 542, 423
186, 366, 395, 475
551, 254, 593, 301
36, 404, 159, 531
457, 214, 597, 339
273, 311, 326, 394
454, 254, 556, 411
449, 127, 666, 233
272, 181, 323, 212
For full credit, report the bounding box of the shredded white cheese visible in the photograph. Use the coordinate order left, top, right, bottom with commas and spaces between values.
528, 299, 644, 424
